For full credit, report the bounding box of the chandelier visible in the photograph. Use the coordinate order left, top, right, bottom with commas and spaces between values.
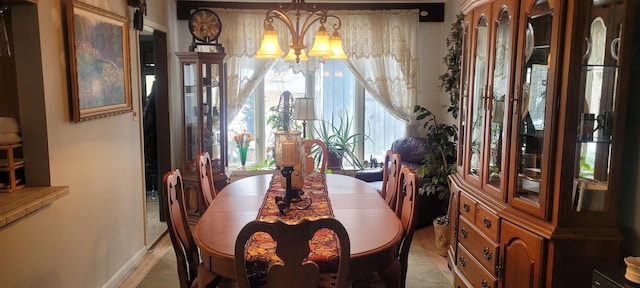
256, 0, 347, 63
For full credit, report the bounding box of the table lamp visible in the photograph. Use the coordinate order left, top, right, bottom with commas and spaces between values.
292, 97, 317, 138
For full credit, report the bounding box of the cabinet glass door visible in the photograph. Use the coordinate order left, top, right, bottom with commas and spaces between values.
510, 0, 557, 218
201, 62, 222, 173
484, 1, 515, 200
458, 16, 471, 174
183, 61, 200, 172
468, 9, 490, 183
572, 0, 623, 212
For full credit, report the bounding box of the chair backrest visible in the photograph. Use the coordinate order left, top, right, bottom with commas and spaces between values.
196, 152, 217, 209
381, 150, 402, 211
395, 165, 418, 287
304, 139, 328, 173
164, 169, 200, 288
234, 217, 351, 288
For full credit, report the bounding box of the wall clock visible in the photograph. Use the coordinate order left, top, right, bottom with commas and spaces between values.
188, 9, 222, 44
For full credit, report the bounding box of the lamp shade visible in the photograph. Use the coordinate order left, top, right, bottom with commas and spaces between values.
284, 47, 309, 62
256, 29, 284, 59
324, 35, 348, 59
292, 98, 317, 120
308, 29, 331, 57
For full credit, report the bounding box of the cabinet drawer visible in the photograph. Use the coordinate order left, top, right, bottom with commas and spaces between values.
454, 270, 471, 288
476, 205, 500, 241
458, 217, 499, 275
459, 193, 476, 222
456, 244, 498, 288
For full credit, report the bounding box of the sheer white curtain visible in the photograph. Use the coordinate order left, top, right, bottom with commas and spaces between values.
337, 10, 420, 134
215, 9, 275, 121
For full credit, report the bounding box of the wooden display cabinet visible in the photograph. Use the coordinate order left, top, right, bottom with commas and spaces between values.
0, 143, 25, 192
176, 51, 228, 214
450, 0, 636, 287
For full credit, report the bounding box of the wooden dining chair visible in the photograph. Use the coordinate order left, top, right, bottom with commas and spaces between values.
381, 150, 402, 212
380, 165, 418, 288
196, 152, 217, 210
164, 169, 220, 288
234, 216, 351, 288
304, 139, 328, 173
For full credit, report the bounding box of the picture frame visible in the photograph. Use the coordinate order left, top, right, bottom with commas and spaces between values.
67, 1, 132, 122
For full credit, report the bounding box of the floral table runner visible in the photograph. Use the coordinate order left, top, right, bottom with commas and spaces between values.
244, 172, 340, 285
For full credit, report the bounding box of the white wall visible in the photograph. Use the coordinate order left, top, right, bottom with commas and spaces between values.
0, 0, 173, 287
417, 20, 446, 120
416, 0, 464, 132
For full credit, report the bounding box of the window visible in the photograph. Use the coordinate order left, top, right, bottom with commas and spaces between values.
228, 59, 405, 169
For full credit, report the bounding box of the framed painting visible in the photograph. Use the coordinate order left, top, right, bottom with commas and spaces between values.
67, 1, 132, 122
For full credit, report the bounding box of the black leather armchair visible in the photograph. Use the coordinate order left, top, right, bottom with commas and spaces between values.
355, 136, 429, 191
356, 136, 443, 228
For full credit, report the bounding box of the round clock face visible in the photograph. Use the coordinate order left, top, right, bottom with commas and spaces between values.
189, 9, 222, 43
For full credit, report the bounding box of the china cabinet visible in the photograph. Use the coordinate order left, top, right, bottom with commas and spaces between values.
449, 0, 636, 287
176, 51, 228, 214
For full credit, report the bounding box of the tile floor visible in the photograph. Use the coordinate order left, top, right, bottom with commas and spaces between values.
145, 191, 166, 246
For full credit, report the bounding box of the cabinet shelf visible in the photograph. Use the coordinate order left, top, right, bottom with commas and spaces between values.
584, 64, 619, 69
0, 158, 24, 169
577, 138, 612, 144
0, 144, 25, 193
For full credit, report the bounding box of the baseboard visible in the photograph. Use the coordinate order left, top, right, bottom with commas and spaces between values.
102, 246, 148, 288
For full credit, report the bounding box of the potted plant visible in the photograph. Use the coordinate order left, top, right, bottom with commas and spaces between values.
267, 105, 295, 132
414, 105, 457, 204
433, 215, 450, 256
313, 111, 369, 170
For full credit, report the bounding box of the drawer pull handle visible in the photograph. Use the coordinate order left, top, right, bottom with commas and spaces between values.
483, 217, 492, 228
463, 203, 471, 212
459, 256, 467, 267
483, 247, 492, 260
482, 279, 490, 288
461, 227, 468, 238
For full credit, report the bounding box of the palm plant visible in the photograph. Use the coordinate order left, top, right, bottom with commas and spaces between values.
313, 112, 369, 170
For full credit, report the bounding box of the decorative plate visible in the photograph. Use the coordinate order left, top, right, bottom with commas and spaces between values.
525, 23, 534, 62
188, 9, 222, 43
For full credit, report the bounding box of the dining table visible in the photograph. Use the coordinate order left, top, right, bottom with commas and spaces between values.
193, 172, 403, 285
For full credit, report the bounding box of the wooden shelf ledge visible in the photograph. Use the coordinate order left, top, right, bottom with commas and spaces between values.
0, 186, 69, 228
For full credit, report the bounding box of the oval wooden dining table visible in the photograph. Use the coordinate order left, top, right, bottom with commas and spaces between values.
193, 173, 403, 284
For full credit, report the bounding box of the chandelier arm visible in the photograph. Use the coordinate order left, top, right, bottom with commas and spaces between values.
263, 12, 276, 30
325, 14, 342, 33
267, 10, 299, 46
297, 10, 327, 44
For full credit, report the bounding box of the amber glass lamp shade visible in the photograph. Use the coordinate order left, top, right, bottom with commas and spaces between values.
325, 34, 348, 60
284, 47, 309, 62
256, 29, 284, 59
308, 29, 331, 57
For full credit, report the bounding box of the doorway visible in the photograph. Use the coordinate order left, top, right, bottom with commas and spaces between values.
140, 28, 170, 246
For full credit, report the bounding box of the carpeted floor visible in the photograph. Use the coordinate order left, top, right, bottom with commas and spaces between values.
138, 240, 451, 288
